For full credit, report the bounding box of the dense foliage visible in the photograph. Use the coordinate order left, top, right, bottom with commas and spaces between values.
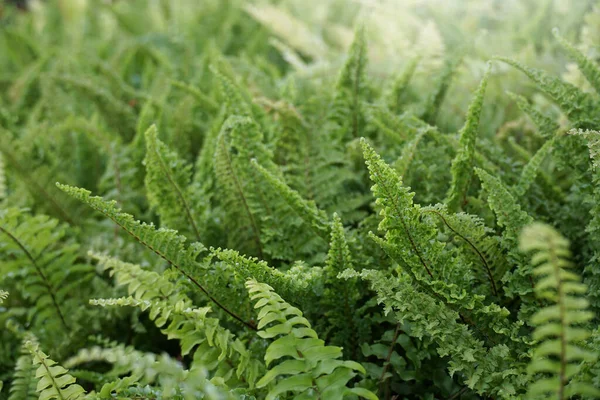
1, 0, 600, 398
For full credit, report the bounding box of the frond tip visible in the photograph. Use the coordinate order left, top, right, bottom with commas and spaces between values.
26, 341, 86, 400
519, 223, 600, 400
246, 279, 377, 400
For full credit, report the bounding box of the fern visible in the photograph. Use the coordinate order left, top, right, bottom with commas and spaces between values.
143, 124, 202, 241
519, 223, 600, 399
497, 57, 600, 129
26, 341, 86, 400
9, 337, 38, 400
246, 279, 377, 400
0, 208, 93, 334
553, 28, 600, 96
446, 63, 491, 212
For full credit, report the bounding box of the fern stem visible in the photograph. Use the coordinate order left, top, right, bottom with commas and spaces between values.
100, 211, 258, 331
423, 210, 498, 296
151, 138, 202, 242
378, 322, 402, 397
0, 225, 69, 331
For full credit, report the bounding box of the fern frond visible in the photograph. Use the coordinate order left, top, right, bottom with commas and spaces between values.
246, 279, 377, 400
213, 116, 264, 258
0, 208, 92, 333
143, 125, 201, 241
320, 213, 361, 356
212, 67, 253, 117
0, 290, 7, 304
56, 183, 255, 330
9, 338, 38, 400
520, 223, 600, 399
250, 159, 330, 241
26, 341, 86, 400
569, 129, 600, 309
386, 56, 420, 114
515, 136, 556, 197
89, 253, 262, 386
342, 269, 528, 397
421, 54, 461, 124
0, 152, 6, 201
331, 25, 369, 140
446, 63, 491, 212
475, 168, 536, 308
497, 57, 600, 129
506, 91, 559, 138
553, 28, 600, 96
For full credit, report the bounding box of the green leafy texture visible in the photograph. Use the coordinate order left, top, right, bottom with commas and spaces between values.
506, 91, 560, 138
497, 57, 600, 129
421, 55, 461, 124
519, 223, 600, 399
318, 213, 362, 357
250, 159, 330, 242
446, 64, 491, 212
213, 116, 264, 258
143, 124, 202, 241
88, 253, 262, 389
246, 279, 377, 400
393, 129, 430, 180
25, 341, 86, 400
0, 290, 7, 304
362, 141, 523, 350
569, 129, 600, 310
330, 25, 369, 140
514, 136, 556, 197
0, 208, 93, 334
56, 183, 255, 330
475, 167, 540, 318
9, 337, 38, 400
553, 28, 600, 96
385, 56, 420, 114
341, 269, 528, 397
0, 152, 6, 201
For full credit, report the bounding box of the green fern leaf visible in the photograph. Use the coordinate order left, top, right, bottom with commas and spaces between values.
520, 223, 600, 399
497, 57, 600, 129
144, 124, 202, 241
26, 341, 86, 400
554, 28, 600, 96
246, 279, 377, 400
446, 64, 491, 212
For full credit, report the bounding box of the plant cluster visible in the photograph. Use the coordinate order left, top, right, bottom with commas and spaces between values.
1, 0, 600, 399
